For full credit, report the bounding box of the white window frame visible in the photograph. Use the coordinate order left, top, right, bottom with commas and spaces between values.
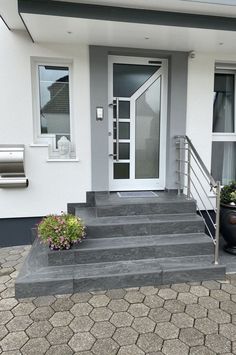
212, 69, 236, 142
31, 57, 73, 146
211, 67, 236, 184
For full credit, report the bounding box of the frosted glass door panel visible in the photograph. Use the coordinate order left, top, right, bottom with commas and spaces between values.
135, 78, 161, 179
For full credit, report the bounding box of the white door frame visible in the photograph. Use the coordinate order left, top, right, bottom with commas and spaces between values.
108, 55, 168, 191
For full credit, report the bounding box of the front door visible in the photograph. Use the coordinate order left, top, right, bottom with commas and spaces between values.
108, 56, 167, 191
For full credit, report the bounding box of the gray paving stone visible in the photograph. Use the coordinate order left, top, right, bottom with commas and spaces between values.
158, 289, 177, 300
89, 295, 110, 307
220, 300, 236, 314
108, 299, 129, 312
1, 288, 15, 299
208, 308, 231, 324
21, 337, 50, 355
46, 326, 73, 345
140, 286, 158, 296
128, 303, 149, 317
110, 312, 133, 327
185, 304, 207, 318
112, 327, 138, 346
201, 280, 221, 290
49, 311, 73, 327
189, 345, 216, 355
155, 322, 179, 339
0, 311, 13, 325
0, 350, 22, 355
69, 332, 96, 352
205, 333, 231, 353
30, 306, 54, 321
92, 338, 119, 355
149, 308, 171, 323
70, 292, 92, 303
6, 315, 32, 331
0, 285, 6, 294
220, 323, 236, 341
26, 320, 52, 338
33, 296, 56, 307
70, 303, 92, 316
45, 344, 73, 355
163, 300, 185, 314
0, 276, 11, 285
162, 339, 189, 355
137, 333, 163, 352
144, 295, 164, 309
91, 321, 116, 338
177, 292, 198, 305
118, 344, 145, 355
179, 327, 204, 346
90, 307, 112, 322
125, 291, 145, 304
190, 285, 209, 297
171, 313, 194, 328
51, 298, 74, 312
194, 317, 219, 335
221, 283, 236, 294
198, 296, 219, 309
0, 331, 28, 351
0, 326, 8, 341
210, 289, 231, 301
106, 289, 126, 300
0, 299, 18, 311
69, 316, 94, 332
132, 317, 155, 333
171, 283, 190, 293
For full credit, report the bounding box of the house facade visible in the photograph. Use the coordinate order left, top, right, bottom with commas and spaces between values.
1, 0, 236, 246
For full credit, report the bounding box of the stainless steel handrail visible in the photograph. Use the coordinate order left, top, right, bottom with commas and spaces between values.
175, 135, 221, 265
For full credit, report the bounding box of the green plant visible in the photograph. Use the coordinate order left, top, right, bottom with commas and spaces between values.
220, 181, 236, 205
38, 213, 86, 250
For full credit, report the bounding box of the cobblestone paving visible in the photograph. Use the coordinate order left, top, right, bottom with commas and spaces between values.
1, 245, 236, 355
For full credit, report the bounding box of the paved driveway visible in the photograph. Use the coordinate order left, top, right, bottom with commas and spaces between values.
0, 245, 236, 355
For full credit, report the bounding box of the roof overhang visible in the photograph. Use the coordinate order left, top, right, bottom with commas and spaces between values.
4, 0, 235, 53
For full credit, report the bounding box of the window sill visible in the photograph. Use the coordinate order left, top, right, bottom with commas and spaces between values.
30, 144, 49, 147
46, 159, 79, 162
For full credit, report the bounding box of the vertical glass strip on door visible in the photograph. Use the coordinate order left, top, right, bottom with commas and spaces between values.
135, 77, 161, 179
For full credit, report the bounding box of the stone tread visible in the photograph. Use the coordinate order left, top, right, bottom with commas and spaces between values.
16, 254, 225, 284
76, 211, 203, 225
67, 233, 212, 251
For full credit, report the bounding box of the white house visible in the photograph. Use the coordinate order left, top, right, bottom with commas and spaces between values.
1, 0, 236, 246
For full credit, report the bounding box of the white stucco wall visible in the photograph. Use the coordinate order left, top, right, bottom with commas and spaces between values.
186, 52, 236, 210
0, 24, 91, 218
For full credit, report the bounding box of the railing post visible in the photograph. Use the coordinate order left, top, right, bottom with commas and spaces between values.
176, 137, 181, 195
187, 142, 191, 199
214, 181, 221, 265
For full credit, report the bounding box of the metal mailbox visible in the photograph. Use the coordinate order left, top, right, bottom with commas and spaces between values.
0, 145, 28, 188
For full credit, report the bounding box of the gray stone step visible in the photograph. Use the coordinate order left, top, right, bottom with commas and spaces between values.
47, 233, 213, 266
15, 239, 226, 298
95, 198, 196, 217
82, 213, 205, 238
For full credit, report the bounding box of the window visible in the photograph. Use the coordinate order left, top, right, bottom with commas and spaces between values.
32, 60, 72, 145
211, 65, 236, 184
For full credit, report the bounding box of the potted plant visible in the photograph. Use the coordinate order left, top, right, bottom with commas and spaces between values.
220, 181, 236, 255
37, 213, 86, 250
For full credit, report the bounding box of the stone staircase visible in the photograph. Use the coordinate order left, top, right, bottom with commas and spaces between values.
15, 192, 226, 298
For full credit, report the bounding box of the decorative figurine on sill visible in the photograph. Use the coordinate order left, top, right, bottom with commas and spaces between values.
58, 136, 71, 159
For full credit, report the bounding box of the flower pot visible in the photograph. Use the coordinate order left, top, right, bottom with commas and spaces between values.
220, 203, 236, 255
